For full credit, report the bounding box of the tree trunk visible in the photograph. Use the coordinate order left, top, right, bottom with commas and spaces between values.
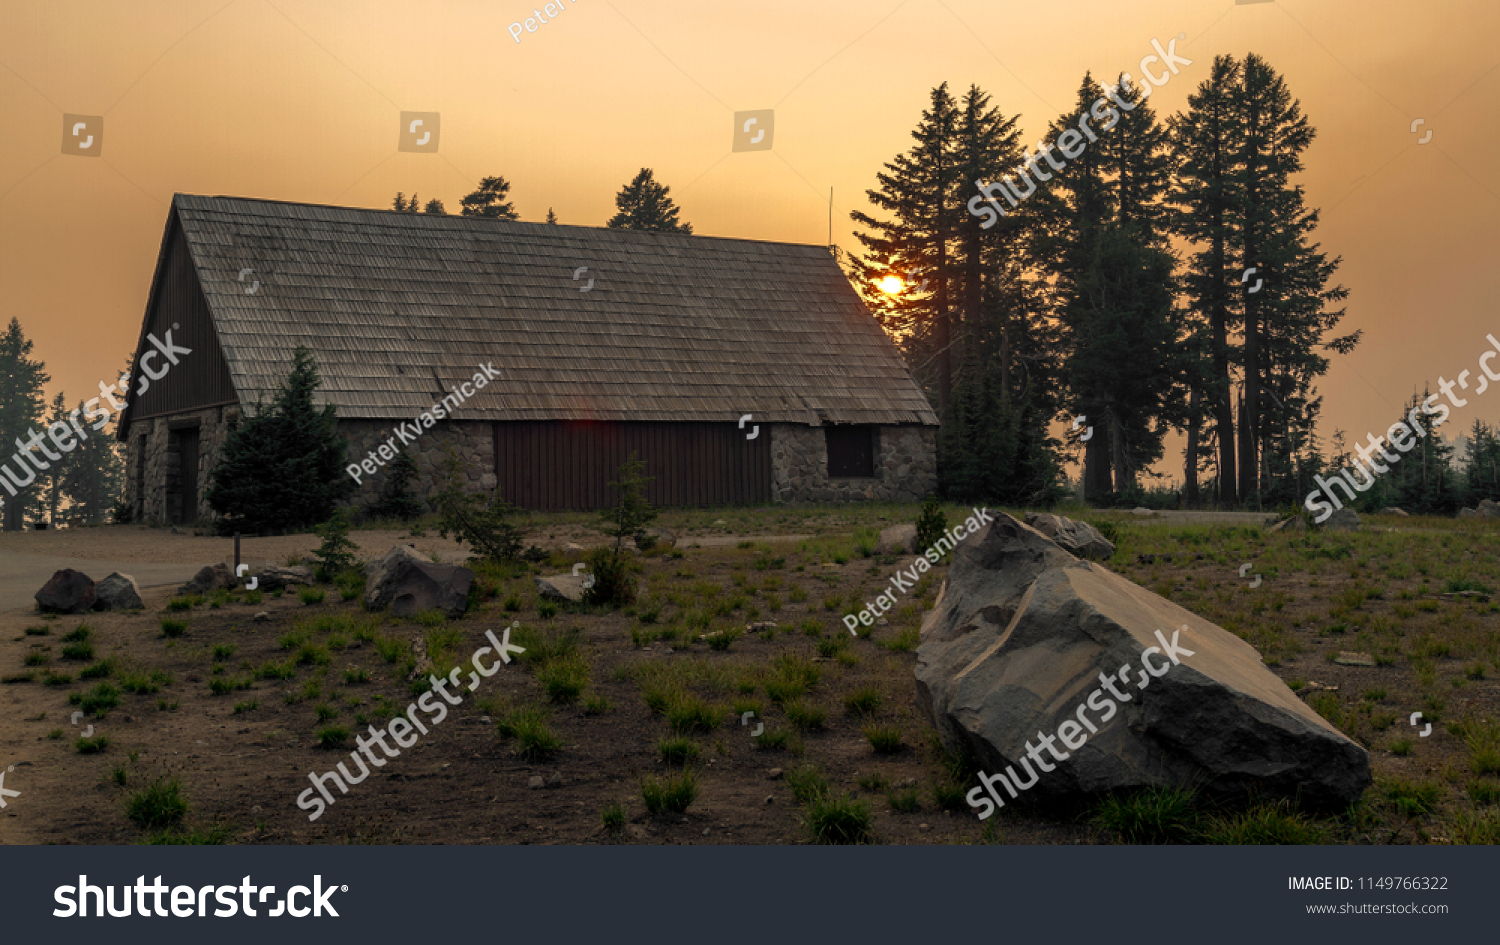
1110, 412, 1131, 494
1185, 385, 1201, 504
1211, 232, 1237, 506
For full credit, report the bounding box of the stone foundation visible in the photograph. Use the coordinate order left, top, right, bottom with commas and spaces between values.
770, 424, 936, 503
341, 419, 495, 512
125, 414, 938, 523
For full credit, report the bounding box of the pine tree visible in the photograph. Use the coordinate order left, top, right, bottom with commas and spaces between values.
63, 396, 123, 524
460, 176, 520, 219
37, 392, 72, 524
392, 192, 419, 213
850, 84, 962, 413
1231, 53, 1355, 506
606, 169, 692, 233
423, 197, 445, 214
1169, 55, 1243, 504
205, 346, 354, 533
1463, 419, 1500, 504
0, 318, 49, 531
545, 207, 559, 224
1039, 74, 1181, 501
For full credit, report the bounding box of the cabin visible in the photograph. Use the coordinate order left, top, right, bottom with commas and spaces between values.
118, 194, 938, 524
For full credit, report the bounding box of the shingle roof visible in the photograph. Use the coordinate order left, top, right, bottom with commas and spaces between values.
172, 194, 938, 426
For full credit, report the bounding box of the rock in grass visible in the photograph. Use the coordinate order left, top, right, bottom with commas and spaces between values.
93, 572, 143, 611
1478, 499, 1500, 518
916, 512, 1371, 809
35, 569, 96, 614
1024, 513, 1115, 560
254, 566, 315, 590
364, 544, 472, 618
875, 522, 917, 556
178, 563, 235, 595
1322, 508, 1361, 532
535, 573, 588, 603
1268, 516, 1308, 533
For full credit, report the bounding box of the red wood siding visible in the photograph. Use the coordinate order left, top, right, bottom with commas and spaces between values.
492, 421, 771, 510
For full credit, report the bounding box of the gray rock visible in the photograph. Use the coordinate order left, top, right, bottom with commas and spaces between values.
546, 771, 563, 788
93, 572, 143, 610
179, 563, 235, 596
563, 543, 584, 553
252, 612, 271, 622
1379, 507, 1409, 517
1130, 507, 1156, 517
364, 544, 472, 618
35, 569, 96, 614
254, 566, 315, 590
1459, 508, 1479, 519
535, 573, 588, 603
1323, 509, 1362, 532
876, 522, 918, 556
527, 775, 545, 790
1268, 516, 1308, 533
1024, 513, 1115, 560
1478, 499, 1500, 518
916, 512, 1371, 809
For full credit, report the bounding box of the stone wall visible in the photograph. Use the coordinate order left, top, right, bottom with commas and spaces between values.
341, 419, 495, 513
123, 404, 235, 525
770, 424, 936, 503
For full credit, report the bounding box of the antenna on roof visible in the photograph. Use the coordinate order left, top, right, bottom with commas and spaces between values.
828, 187, 833, 251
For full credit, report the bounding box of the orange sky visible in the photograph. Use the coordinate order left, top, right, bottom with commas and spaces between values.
2, 0, 1496, 481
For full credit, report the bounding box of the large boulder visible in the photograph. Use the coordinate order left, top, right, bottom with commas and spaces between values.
93, 572, 143, 611
1322, 509, 1361, 532
916, 513, 1371, 809
875, 523, 917, 556
364, 545, 473, 617
1024, 513, 1115, 560
179, 563, 236, 595
1477, 499, 1500, 518
35, 569, 96, 614
1459, 508, 1479, 519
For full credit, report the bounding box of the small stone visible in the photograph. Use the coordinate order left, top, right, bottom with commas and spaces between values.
564, 543, 584, 552
1333, 652, 1376, 667
876, 617, 889, 626
765, 795, 775, 805
767, 768, 783, 779
547, 771, 563, 788
528, 775, 545, 789
702, 828, 711, 836
253, 612, 270, 622
919, 823, 931, 831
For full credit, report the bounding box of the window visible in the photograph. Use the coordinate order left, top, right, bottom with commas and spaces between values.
826, 426, 876, 478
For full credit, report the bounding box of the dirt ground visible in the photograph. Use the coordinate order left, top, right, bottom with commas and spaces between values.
2, 508, 1497, 845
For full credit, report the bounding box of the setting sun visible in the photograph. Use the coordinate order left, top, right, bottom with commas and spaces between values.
878, 275, 905, 294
